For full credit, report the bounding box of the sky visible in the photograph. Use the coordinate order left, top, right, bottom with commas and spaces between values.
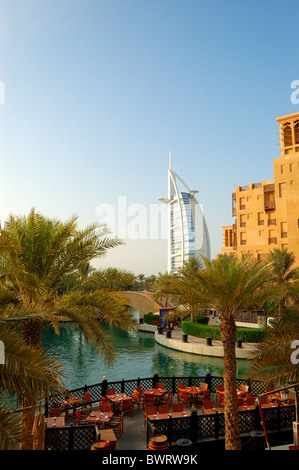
0, 0, 299, 275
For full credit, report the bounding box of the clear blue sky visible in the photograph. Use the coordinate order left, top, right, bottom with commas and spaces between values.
0, 0, 299, 275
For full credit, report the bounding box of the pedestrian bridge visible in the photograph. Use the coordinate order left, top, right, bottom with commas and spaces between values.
120, 291, 166, 317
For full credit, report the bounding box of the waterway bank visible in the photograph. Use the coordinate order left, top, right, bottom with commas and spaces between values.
137, 323, 258, 359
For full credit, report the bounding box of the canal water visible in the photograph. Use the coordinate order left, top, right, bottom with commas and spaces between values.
41, 323, 252, 391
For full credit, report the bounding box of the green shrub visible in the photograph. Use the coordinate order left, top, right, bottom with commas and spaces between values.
236, 327, 267, 343
181, 320, 266, 343
144, 312, 159, 325
194, 315, 209, 325
181, 320, 221, 340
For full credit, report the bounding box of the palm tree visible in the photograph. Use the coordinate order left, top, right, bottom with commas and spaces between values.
267, 248, 299, 316
0, 209, 134, 351
154, 253, 273, 449
250, 306, 299, 385
0, 209, 136, 448
0, 324, 65, 449
153, 258, 204, 321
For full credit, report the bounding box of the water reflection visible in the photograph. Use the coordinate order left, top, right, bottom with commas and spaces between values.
41, 323, 252, 390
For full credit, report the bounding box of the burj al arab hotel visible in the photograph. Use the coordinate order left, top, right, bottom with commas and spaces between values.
160, 152, 211, 273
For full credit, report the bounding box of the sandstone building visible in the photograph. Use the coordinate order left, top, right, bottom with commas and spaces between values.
222, 112, 299, 263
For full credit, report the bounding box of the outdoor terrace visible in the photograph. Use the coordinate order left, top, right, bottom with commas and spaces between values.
44, 374, 297, 451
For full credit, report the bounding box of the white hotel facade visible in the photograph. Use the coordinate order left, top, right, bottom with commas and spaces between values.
160, 153, 211, 272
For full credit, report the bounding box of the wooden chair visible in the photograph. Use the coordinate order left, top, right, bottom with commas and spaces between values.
259, 396, 269, 405
108, 412, 124, 437
158, 404, 169, 414
99, 404, 112, 413
155, 383, 165, 389
199, 382, 208, 390
177, 382, 185, 393
106, 388, 116, 395
132, 390, 140, 411
80, 391, 92, 412
159, 389, 172, 407
238, 384, 249, 398
202, 400, 214, 413
49, 407, 62, 417
119, 397, 133, 417
143, 393, 157, 409
245, 393, 255, 405
196, 389, 210, 407
172, 403, 184, 412
215, 384, 224, 404
75, 410, 87, 426
99, 396, 108, 407
178, 390, 192, 408
144, 406, 157, 427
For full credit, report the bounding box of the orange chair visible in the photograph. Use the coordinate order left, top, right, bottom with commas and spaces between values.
75, 410, 87, 426
202, 400, 215, 413
216, 384, 224, 404
245, 393, 255, 405
159, 389, 173, 407
238, 384, 249, 398
259, 396, 269, 405
199, 382, 208, 390
144, 406, 157, 427
49, 407, 62, 417
80, 391, 92, 412
132, 390, 141, 411
119, 397, 133, 417
155, 383, 165, 389
196, 389, 210, 407
108, 412, 124, 437
178, 390, 192, 408
99, 404, 112, 412
158, 404, 169, 414
143, 392, 157, 408
172, 403, 184, 412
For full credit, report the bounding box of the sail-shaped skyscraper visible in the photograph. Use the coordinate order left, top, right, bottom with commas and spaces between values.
160, 152, 211, 272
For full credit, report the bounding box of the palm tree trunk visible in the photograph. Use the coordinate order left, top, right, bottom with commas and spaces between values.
20, 319, 43, 449
220, 315, 242, 450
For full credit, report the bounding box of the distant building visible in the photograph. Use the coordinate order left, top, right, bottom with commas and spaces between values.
160, 152, 211, 272
222, 112, 299, 263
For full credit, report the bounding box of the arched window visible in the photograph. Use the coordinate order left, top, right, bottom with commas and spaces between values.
283, 123, 292, 147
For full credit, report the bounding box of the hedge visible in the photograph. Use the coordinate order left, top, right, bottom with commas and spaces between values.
181, 320, 267, 343
144, 312, 159, 325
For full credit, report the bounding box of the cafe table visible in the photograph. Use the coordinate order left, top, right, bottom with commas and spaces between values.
144, 388, 166, 398
45, 417, 65, 428
60, 396, 83, 416
216, 389, 249, 405
86, 410, 114, 428
106, 392, 132, 411
147, 410, 191, 421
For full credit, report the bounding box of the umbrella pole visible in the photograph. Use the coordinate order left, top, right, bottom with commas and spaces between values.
257, 398, 271, 450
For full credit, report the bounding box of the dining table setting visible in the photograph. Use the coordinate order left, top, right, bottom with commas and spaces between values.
147, 409, 191, 420
85, 410, 114, 427
45, 416, 65, 428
